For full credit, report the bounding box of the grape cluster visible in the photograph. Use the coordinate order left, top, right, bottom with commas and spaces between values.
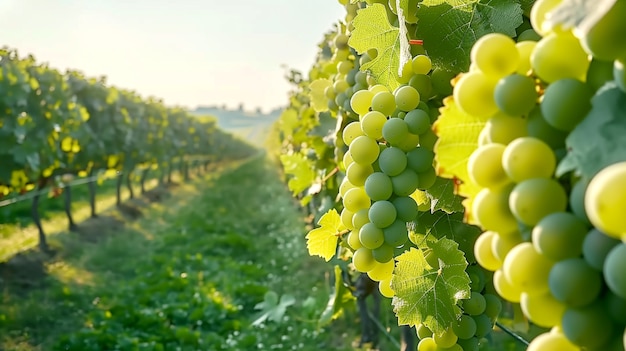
452, 0, 626, 349
338, 53, 439, 297
414, 265, 502, 351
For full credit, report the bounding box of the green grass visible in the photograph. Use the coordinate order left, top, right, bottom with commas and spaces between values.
0, 156, 363, 351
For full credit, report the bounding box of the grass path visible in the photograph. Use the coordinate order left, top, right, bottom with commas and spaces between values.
0, 155, 357, 351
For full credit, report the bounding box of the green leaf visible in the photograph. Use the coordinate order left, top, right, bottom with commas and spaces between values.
412, 210, 482, 264
279, 153, 316, 196
557, 83, 626, 179
433, 97, 485, 224
416, 0, 524, 72
425, 177, 464, 213
252, 290, 296, 326
305, 209, 345, 261
319, 265, 356, 327
279, 109, 299, 138
349, 4, 402, 91
391, 238, 471, 334
309, 79, 333, 112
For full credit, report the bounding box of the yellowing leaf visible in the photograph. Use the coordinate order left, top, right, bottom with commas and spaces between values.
433, 96, 484, 223
305, 209, 345, 261
309, 79, 333, 112
349, 4, 402, 91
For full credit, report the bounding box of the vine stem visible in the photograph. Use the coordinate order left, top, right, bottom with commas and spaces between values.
322, 166, 339, 183
495, 321, 530, 346
365, 309, 402, 350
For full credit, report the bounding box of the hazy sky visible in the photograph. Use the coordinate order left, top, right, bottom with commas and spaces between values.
0, 0, 345, 112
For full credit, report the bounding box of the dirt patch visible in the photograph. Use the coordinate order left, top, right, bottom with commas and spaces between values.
74, 215, 126, 243
0, 248, 51, 289
116, 203, 143, 219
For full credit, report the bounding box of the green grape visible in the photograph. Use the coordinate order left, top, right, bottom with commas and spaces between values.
483, 294, 502, 319
359, 222, 385, 249
371, 91, 396, 116
561, 301, 615, 349
434, 328, 458, 348
585, 161, 626, 239
417, 167, 437, 190
341, 208, 355, 230
346, 68, 358, 85
462, 292, 487, 316
526, 332, 579, 351
472, 313, 493, 337
503, 242, 553, 295
494, 74, 538, 116
471, 33, 520, 78
378, 147, 408, 176
379, 278, 394, 298
397, 60, 415, 84
531, 30, 590, 83
586, 58, 615, 91
526, 107, 567, 149
483, 113, 528, 146
516, 41, 537, 75
368, 200, 397, 228
532, 212, 587, 261
540, 78, 593, 132
327, 99, 339, 111
549, 258, 602, 307
417, 337, 437, 351
337, 60, 354, 75
491, 230, 523, 263
346, 162, 374, 187
604, 243, 626, 299
335, 92, 348, 108
407, 147, 434, 173
467, 143, 510, 189
355, 71, 368, 86
453, 71, 499, 120
493, 269, 521, 303
369, 84, 388, 95
364, 172, 393, 201
412, 55, 432, 75
431, 68, 455, 97
580, 0, 626, 61
529, 0, 562, 36
517, 29, 541, 42
353, 247, 377, 272
502, 136, 556, 182
347, 230, 362, 250
418, 129, 438, 150
417, 101, 429, 113
417, 323, 433, 339
342, 149, 354, 169
509, 178, 567, 226
391, 168, 419, 197
372, 243, 394, 263
325, 86, 337, 100
350, 89, 374, 115
467, 265, 486, 292
334, 79, 350, 93
396, 132, 420, 152
383, 220, 408, 247
520, 291, 566, 328
361, 110, 388, 140
343, 187, 371, 212
474, 231, 502, 271
453, 314, 477, 339
343, 121, 365, 146
394, 85, 420, 112
339, 177, 355, 197
457, 337, 479, 351
582, 228, 620, 271
352, 208, 370, 231
382, 118, 410, 145
349, 135, 380, 165
391, 196, 418, 222
409, 74, 433, 100
605, 291, 626, 325
367, 259, 394, 281
334, 33, 349, 49
404, 109, 431, 135
472, 186, 519, 234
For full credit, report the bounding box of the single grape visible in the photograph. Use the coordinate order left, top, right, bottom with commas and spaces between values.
416, 167, 437, 190
604, 243, 626, 299
531, 212, 588, 261
353, 247, 376, 272
515, 41, 537, 75
409, 74, 433, 100
404, 109, 430, 135
474, 231, 502, 271
391, 168, 419, 197
406, 147, 434, 173
561, 301, 615, 349
520, 291, 566, 328
431, 68, 455, 97
585, 161, 626, 239
472, 313, 493, 337
453, 71, 499, 120
350, 89, 374, 115
349, 135, 380, 165
367, 259, 394, 281
346, 162, 374, 187
391, 196, 418, 222
371, 91, 396, 116
412, 54, 432, 75
361, 110, 388, 139
503, 242, 553, 295
509, 178, 567, 226
383, 220, 408, 247
378, 147, 408, 176
531, 30, 590, 83
365, 172, 393, 201
472, 187, 519, 234
467, 143, 510, 189
494, 73, 538, 116
340, 208, 355, 230
433, 328, 458, 348
452, 314, 477, 340
483, 294, 502, 319
471, 33, 520, 78
342, 121, 365, 146
372, 243, 395, 263
583, 228, 620, 271
483, 112, 528, 145
529, 0, 562, 36
493, 269, 521, 303
540, 78, 593, 132
347, 230, 362, 250
359, 222, 385, 250
549, 258, 602, 307
343, 187, 371, 212
462, 292, 487, 316
382, 117, 410, 145
368, 200, 397, 229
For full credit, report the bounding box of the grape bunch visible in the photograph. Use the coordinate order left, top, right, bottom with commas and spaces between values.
414, 265, 503, 351
450, 0, 626, 349
338, 53, 439, 297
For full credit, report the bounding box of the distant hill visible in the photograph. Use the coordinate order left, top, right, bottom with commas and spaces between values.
190, 105, 281, 147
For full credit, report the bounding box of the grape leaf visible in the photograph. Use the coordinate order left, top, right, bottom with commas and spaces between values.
413, 210, 482, 263
309, 79, 333, 112
433, 96, 485, 224
557, 83, 626, 179
349, 3, 402, 91
279, 153, 316, 196
319, 265, 356, 327
391, 238, 470, 334
425, 177, 464, 213
415, 0, 524, 72
279, 109, 299, 138
252, 291, 296, 326
305, 209, 345, 262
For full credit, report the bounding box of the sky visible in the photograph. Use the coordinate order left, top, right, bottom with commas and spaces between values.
0, 0, 346, 113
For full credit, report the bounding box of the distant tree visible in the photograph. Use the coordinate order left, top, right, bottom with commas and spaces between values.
238, 103, 244, 111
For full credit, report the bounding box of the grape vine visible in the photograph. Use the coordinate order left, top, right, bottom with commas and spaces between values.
274, 0, 626, 350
